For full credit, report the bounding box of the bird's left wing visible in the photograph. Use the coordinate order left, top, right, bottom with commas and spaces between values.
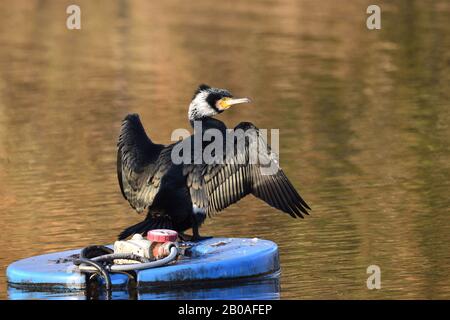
117, 114, 172, 213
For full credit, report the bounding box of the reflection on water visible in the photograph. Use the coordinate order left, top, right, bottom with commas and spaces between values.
8, 277, 281, 300
0, 0, 449, 299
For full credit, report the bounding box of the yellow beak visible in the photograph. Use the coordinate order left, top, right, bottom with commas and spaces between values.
217, 97, 252, 110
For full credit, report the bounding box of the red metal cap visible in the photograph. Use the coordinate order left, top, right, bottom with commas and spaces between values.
147, 229, 178, 242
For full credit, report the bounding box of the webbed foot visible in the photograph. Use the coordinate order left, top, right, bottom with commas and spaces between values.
179, 233, 212, 242
192, 235, 213, 242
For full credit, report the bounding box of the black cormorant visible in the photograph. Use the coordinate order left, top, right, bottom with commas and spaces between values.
117, 84, 310, 240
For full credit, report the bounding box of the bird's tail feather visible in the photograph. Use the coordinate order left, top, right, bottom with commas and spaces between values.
118, 216, 173, 240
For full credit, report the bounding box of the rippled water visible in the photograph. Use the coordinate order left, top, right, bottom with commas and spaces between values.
0, 0, 449, 299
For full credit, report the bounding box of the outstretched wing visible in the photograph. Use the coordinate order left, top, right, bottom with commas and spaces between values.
186, 122, 311, 218
117, 114, 172, 213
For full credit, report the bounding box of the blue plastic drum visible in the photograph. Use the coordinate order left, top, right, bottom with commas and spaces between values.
7, 237, 281, 300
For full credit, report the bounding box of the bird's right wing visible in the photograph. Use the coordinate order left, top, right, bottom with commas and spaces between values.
117, 114, 172, 213
186, 122, 310, 218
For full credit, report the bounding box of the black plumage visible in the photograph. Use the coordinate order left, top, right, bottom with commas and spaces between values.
117, 85, 310, 240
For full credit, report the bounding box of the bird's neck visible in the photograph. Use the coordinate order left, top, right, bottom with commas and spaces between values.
190, 117, 227, 134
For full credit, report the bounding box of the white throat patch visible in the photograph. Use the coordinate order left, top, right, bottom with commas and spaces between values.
188, 91, 217, 121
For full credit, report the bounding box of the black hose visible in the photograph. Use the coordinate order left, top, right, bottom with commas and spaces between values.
74, 244, 178, 298
74, 257, 112, 291
74, 245, 114, 297
80, 245, 113, 259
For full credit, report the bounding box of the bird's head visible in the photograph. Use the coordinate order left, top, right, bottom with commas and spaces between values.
188, 84, 251, 121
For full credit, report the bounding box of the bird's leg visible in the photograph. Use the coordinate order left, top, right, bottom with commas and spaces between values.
178, 230, 211, 242
178, 214, 213, 242
191, 222, 212, 242
178, 233, 194, 242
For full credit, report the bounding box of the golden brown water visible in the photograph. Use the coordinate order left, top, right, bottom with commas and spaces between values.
0, 0, 449, 299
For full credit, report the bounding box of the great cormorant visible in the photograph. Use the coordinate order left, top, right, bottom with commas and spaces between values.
117, 84, 310, 240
